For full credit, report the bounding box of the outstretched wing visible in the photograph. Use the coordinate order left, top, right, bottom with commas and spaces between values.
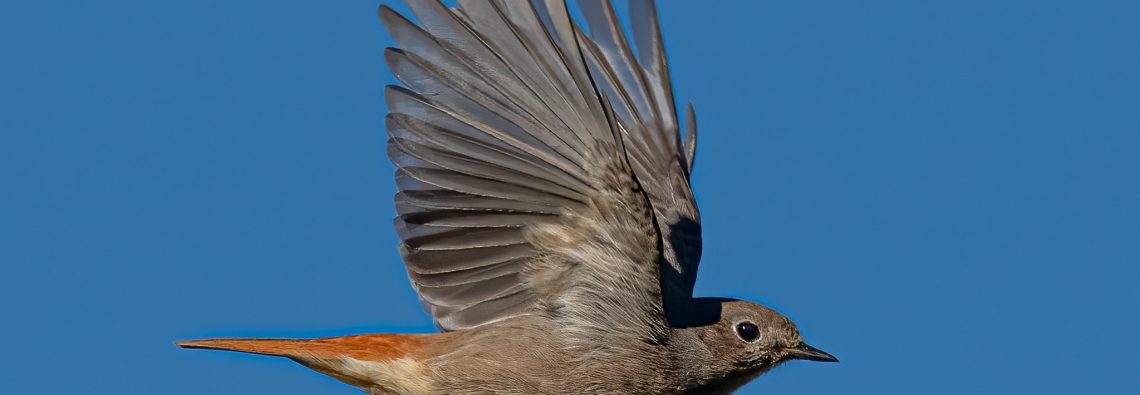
574, 0, 702, 321
382, 0, 701, 331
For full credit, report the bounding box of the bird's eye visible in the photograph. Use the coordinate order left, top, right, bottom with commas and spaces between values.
734, 321, 760, 342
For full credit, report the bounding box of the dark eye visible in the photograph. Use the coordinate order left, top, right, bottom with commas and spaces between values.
734, 321, 760, 342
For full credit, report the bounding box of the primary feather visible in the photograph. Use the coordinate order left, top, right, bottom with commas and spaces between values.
383, 0, 702, 331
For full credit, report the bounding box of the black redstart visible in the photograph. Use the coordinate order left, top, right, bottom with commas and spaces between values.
180, 1, 837, 393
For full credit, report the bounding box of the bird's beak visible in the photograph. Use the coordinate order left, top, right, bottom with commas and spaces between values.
785, 343, 839, 363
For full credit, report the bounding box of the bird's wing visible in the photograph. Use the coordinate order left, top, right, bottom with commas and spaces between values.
382, 0, 701, 331
575, 0, 702, 320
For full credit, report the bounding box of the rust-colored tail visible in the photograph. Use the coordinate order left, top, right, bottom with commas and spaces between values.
178, 333, 439, 392
177, 333, 431, 361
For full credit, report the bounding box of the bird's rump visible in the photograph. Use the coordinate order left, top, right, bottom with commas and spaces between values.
382, 0, 702, 332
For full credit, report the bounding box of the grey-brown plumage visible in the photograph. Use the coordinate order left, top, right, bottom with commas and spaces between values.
384, 0, 836, 390
382, 0, 705, 331
179, 1, 836, 393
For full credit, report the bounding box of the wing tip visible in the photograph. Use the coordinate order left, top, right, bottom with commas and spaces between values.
378, 3, 400, 22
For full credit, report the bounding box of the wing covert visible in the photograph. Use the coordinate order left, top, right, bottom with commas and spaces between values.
382, 0, 702, 331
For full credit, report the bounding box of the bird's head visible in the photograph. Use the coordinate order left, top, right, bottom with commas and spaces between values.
674, 298, 837, 387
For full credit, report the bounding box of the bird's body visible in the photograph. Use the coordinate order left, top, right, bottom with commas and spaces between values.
182, 303, 805, 395
180, 1, 836, 393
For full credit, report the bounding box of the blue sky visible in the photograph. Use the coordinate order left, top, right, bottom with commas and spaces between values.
2, 0, 1138, 393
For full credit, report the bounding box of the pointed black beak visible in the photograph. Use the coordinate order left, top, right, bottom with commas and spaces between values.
786, 343, 839, 363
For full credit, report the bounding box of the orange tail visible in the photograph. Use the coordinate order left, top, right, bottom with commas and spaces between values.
177, 333, 431, 361
178, 333, 439, 392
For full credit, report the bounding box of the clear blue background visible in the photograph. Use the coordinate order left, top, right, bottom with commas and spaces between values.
2, 0, 1137, 393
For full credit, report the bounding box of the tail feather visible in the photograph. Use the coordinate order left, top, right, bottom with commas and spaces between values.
178, 334, 438, 392
177, 333, 430, 362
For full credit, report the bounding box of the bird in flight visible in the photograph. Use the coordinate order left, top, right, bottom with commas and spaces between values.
179, 1, 837, 393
